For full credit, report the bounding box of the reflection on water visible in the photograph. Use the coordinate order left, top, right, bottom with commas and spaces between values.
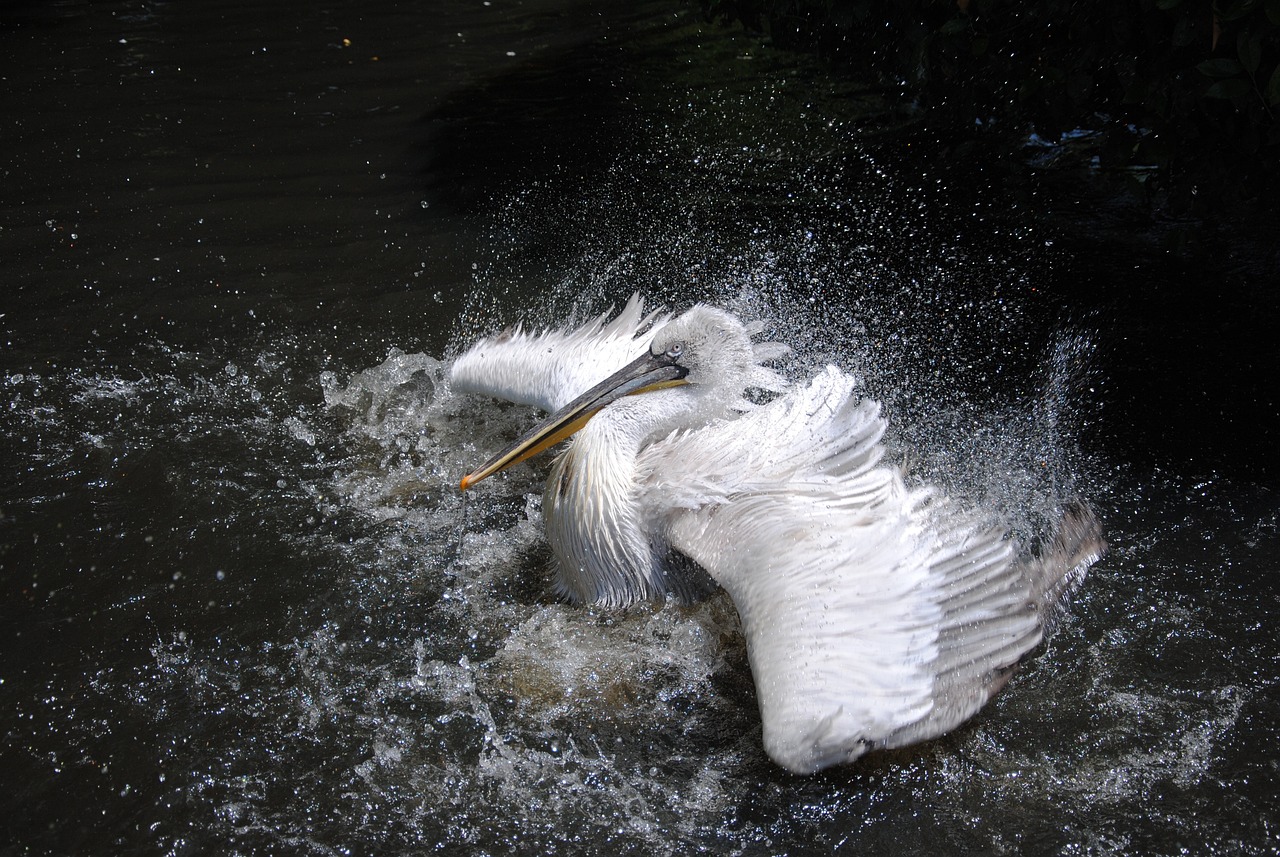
2, 1, 1277, 855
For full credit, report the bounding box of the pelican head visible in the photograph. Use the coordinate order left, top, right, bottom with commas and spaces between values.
647, 306, 757, 388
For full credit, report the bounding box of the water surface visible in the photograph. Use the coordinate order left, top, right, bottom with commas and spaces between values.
3, 1, 1277, 854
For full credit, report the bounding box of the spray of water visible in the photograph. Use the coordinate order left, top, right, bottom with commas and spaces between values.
4, 48, 1274, 856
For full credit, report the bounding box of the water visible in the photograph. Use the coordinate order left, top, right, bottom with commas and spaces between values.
3, 1, 1278, 854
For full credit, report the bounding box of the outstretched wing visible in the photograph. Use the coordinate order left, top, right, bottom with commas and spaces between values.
449, 294, 670, 412
641, 367, 1099, 774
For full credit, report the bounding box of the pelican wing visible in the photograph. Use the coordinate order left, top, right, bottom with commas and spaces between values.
450, 294, 671, 413
643, 367, 1065, 774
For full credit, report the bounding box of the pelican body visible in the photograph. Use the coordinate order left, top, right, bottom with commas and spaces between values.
451, 296, 1104, 774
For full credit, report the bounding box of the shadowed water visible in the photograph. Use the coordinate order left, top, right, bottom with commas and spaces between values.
2, 1, 1277, 854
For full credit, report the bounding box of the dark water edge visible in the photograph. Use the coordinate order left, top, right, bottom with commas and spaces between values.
1012, 155, 1280, 486
426, 10, 1280, 485
2, 1, 1278, 855
777, 110, 1280, 485
3, 0, 1275, 483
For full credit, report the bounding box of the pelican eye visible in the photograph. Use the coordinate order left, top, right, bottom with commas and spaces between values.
665, 342, 685, 360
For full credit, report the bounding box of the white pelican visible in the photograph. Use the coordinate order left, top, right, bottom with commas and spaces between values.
450, 295, 1104, 774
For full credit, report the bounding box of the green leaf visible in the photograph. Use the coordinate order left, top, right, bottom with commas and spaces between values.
1172, 16, 1198, 46
1217, 0, 1260, 22
1197, 58, 1244, 78
1205, 78, 1251, 99
1238, 32, 1262, 76
1266, 64, 1280, 106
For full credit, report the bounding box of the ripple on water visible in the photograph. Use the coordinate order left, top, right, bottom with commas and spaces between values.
5, 259, 1277, 854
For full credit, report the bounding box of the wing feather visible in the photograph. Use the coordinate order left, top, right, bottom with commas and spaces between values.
641, 366, 1097, 773
449, 293, 671, 412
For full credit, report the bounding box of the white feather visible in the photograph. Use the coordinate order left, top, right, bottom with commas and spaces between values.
450, 294, 671, 413
452, 299, 1105, 774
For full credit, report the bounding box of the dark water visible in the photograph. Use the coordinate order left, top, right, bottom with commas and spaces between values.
3, 1, 1278, 854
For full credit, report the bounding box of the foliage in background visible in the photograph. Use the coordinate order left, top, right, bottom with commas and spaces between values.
703, 0, 1280, 212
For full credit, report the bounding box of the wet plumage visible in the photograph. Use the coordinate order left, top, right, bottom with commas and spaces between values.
450, 295, 1104, 774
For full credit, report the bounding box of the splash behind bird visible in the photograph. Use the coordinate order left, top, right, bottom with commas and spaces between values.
450, 295, 1104, 774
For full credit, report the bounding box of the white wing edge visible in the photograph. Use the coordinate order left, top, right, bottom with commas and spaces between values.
449, 293, 671, 413
649, 366, 1103, 773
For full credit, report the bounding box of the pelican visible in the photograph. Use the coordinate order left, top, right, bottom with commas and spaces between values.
450, 295, 1104, 774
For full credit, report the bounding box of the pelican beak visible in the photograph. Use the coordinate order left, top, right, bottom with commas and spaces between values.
460, 349, 688, 490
